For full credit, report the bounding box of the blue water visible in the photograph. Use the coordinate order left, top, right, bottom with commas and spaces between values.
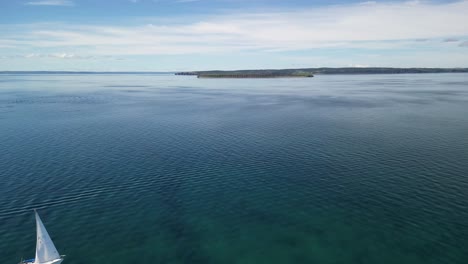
1, 73, 467, 263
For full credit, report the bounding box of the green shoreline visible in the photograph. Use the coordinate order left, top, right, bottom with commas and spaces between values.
197, 73, 314, 78
176, 67, 468, 78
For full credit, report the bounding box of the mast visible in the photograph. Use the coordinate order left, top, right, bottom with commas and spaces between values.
34, 211, 61, 263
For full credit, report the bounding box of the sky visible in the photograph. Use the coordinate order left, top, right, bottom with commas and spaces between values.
1, 0, 468, 71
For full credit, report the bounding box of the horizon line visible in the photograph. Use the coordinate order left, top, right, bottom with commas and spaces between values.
2, 67, 468, 74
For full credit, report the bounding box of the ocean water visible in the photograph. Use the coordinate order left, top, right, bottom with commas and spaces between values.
0, 73, 467, 264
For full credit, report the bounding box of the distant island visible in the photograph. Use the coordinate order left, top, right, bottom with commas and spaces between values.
176, 67, 468, 78
195, 71, 314, 78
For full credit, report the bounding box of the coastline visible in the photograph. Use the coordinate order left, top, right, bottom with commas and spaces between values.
197, 73, 314, 78
175, 67, 468, 78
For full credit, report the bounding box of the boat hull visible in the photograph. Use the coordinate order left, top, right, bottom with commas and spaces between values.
40, 259, 63, 264
21, 258, 63, 264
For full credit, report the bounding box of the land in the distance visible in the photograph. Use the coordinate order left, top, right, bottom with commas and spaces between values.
1, 68, 467, 78
176, 67, 468, 78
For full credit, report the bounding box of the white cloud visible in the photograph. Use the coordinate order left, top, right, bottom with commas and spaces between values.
18, 53, 101, 59
49, 53, 77, 58
7, 0, 468, 55
24, 53, 41, 58
25, 0, 74, 6
348, 64, 370, 68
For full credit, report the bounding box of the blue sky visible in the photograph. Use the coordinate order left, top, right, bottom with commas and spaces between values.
1, 0, 468, 71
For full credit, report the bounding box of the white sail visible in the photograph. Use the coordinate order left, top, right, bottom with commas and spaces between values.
34, 211, 61, 264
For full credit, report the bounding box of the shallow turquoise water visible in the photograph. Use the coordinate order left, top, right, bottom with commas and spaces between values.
0, 73, 467, 264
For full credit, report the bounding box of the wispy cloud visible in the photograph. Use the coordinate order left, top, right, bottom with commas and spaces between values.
7, 0, 468, 56
20, 53, 112, 59
25, 0, 74, 6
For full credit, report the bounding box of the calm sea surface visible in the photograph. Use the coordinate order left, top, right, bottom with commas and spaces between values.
0, 73, 467, 264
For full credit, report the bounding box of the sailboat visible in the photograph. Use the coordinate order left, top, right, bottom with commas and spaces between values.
20, 210, 65, 264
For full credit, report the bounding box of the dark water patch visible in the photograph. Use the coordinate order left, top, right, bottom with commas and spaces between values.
119, 89, 147, 93
360, 88, 468, 96
7, 94, 111, 105
104, 85, 151, 88
439, 81, 468, 86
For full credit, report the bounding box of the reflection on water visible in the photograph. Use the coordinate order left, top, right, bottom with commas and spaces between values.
1, 73, 468, 264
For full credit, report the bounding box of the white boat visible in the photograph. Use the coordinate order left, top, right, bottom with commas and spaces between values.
20, 211, 65, 264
